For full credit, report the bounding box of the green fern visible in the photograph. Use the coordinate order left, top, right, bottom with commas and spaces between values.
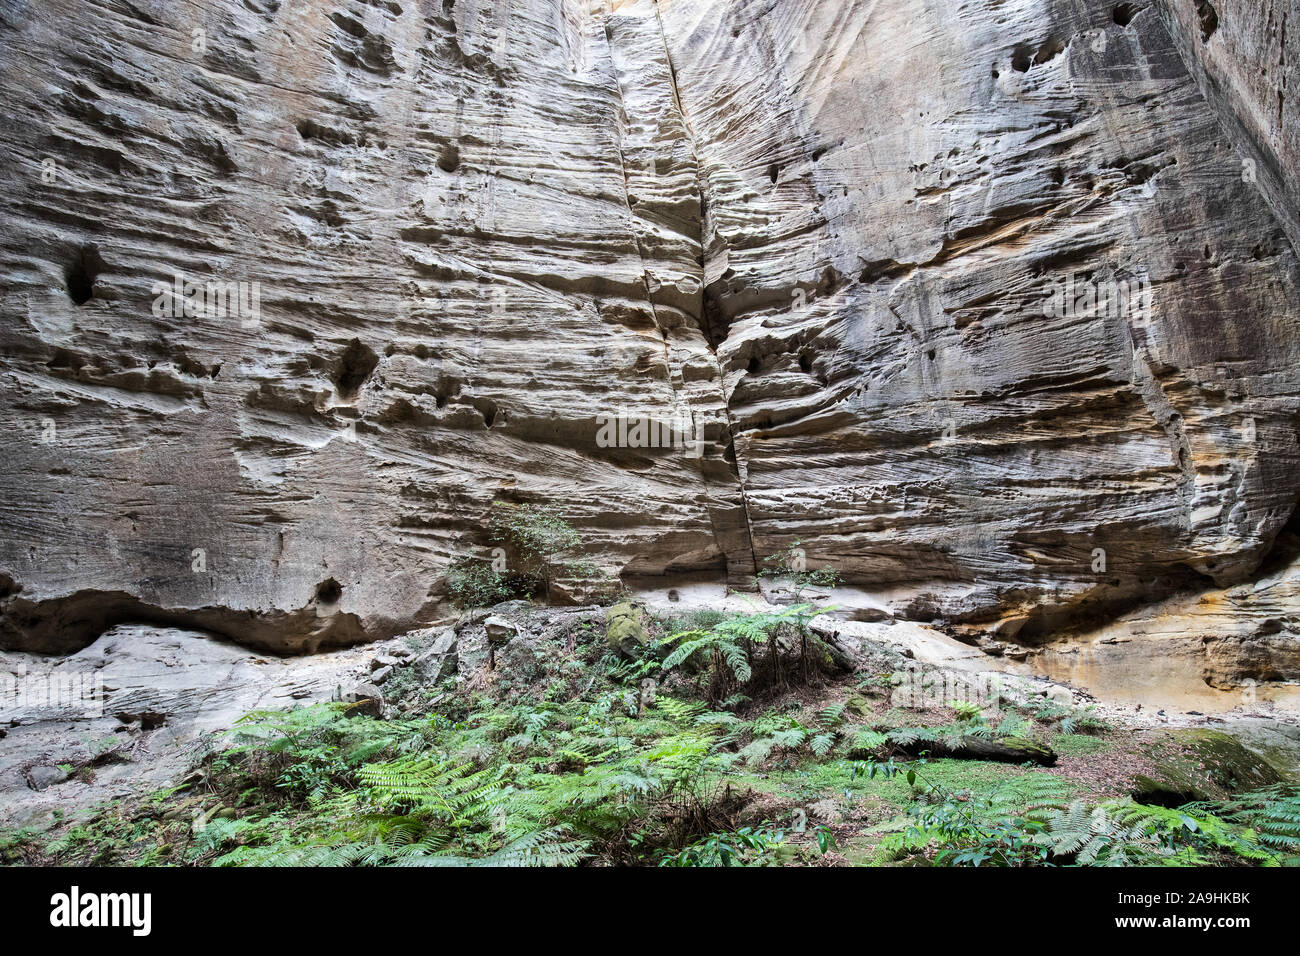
658, 605, 829, 703
1040, 798, 1268, 866
1188, 784, 1300, 862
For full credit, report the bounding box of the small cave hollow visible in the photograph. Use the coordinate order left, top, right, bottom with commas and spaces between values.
437, 142, 461, 173
1195, 1, 1218, 42
65, 245, 106, 305
332, 339, 379, 401
1033, 38, 1065, 66
315, 577, 343, 605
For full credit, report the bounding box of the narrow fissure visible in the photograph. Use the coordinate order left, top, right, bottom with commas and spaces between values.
650, 0, 760, 579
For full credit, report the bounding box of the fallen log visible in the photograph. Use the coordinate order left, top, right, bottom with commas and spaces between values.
854, 735, 1057, 767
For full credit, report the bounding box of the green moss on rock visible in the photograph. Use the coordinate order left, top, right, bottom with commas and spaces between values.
605, 602, 649, 661
1132, 729, 1283, 805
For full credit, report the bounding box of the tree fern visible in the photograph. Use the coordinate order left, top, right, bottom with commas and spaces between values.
658, 605, 829, 703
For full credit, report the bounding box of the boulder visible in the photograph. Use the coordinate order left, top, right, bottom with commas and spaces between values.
454, 610, 493, 634
1131, 729, 1284, 805
339, 683, 384, 719
414, 629, 459, 685
26, 765, 69, 792
605, 603, 649, 661
484, 616, 520, 647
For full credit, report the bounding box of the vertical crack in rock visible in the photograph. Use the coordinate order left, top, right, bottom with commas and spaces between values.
600, 18, 678, 385
601, 0, 760, 584
651, 0, 762, 580
644, 0, 1300, 631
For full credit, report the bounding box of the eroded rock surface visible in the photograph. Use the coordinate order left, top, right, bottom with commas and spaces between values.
1158, 0, 1300, 250
1032, 546, 1300, 710
0, 0, 1297, 700
0, 624, 375, 825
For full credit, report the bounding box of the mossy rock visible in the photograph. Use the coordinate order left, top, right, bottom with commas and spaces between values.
1214, 720, 1300, 782
846, 695, 873, 718
605, 602, 649, 661
1131, 729, 1283, 806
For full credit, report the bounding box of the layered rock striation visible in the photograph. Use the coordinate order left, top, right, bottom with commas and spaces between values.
0, 0, 1298, 696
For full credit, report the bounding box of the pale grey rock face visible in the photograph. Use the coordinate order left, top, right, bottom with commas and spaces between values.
665, 0, 1300, 638
0, 0, 1297, 687
0, 624, 373, 824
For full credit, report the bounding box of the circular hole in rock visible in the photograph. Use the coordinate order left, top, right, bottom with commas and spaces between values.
437, 143, 460, 173
315, 578, 343, 605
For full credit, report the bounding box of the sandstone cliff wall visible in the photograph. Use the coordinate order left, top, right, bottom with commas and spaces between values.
1, 0, 1298, 658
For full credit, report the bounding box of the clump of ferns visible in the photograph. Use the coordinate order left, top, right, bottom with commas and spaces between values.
831, 701, 1035, 771
200, 693, 754, 867
1038, 799, 1270, 866
657, 604, 838, 706
214, 705, 453, 805
1016, 696, 1111, 736
1185, 784, 1300, 865
697, 702, 856, 768
214, 748, 593, 867
482, 696, 678, 773
398, 694, 744, 861
871, 770, 1274, 867
497, 726, 739, 863
685, 696, 1004, 772
876, 773, 1076, 866
215, 798, 586, 867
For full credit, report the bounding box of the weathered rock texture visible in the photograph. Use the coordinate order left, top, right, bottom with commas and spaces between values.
1, 1, 1298, 689
1157, 0, 1300, 250
0, 623, 376, 823
1033, 525, 1300, 710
